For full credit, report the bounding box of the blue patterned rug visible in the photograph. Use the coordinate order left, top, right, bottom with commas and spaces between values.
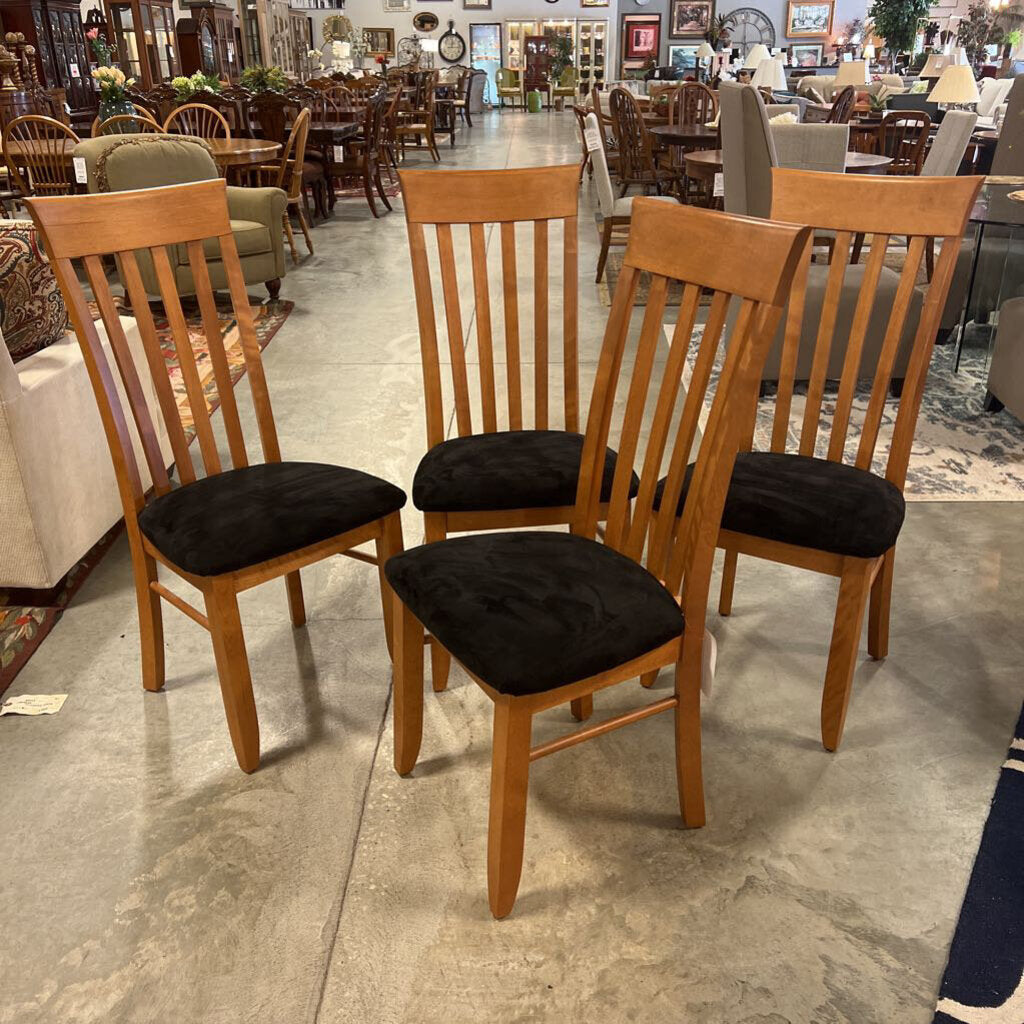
933, 703, 1024, 1023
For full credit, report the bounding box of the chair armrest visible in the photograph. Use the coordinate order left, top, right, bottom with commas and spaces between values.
0, 334, 21, 403
226, 186, 287, 228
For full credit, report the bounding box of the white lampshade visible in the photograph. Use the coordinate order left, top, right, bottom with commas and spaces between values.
863, 44, 876, 60
743, 43, 771, 69
420, 38, 439, 53
833, 59, 869, 87
751, 57, 787, 92
919, 53, 950, 79
696, 41, 715, 59
951, 45, 970, 65
928, 64, 980, 104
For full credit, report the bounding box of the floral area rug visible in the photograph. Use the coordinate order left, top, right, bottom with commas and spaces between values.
665, 323, 1024, 501
0, 299, 293, 696
333, 177, 402, 202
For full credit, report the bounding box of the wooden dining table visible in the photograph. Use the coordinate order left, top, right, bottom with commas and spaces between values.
649, 123, 720, 148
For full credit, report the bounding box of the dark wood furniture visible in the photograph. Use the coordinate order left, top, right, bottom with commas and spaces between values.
103, 0, 179, 89
176, 1, 240, 83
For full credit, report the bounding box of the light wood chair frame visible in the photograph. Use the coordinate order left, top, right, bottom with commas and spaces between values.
392, 198, 812, 917
93, 113, 163, 136
2, 114, 81, 197
675, 169, 983, 753
257, 106, 313, 263
24, 180, 404, 773
163, 102, 232, 140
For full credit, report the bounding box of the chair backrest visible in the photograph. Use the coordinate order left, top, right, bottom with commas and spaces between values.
399, 164, 580, 447
761, 169, 982, 490
277, 107, 310, 201
585, 111, 616, 218
591, 84, 615, 145
94, 114, 163, 136
248, 92, 300, 145
880, 109, 930, 175
164, 102, 232, 140
977, 76, 1014, 119
24, 180, 284, 533
720, 82, 776, 218
669, 81, 717, 127
191, 89, 246, 135
992, 77, 1024, 175
772, 122, 848, 172
826, 85, 856, 124
497, 68, 518, 90
574, 199, 810, 617
921, 110, 978, 175
91, 103, 158, 136
361, 89, 389, 153
2, 114, 81, 196
608, 87, 655, 183
76, 134, 218, 194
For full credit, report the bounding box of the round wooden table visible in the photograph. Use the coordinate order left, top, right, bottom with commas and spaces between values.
649, 123, 719, 148
684, 148, 892, 181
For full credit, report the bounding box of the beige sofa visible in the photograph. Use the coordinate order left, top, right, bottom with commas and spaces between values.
0, 320, 173, 589
796, 74, 904, 102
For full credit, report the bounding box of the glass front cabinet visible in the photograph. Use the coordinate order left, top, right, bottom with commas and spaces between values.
577, 20, 607, 97
504, 20, 537, 72
104, 0, 179, 89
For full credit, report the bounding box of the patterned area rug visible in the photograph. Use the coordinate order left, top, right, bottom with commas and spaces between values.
0, 299, 293, 696
932, 703, 1024, 1023
666, 323, 1024, 501
334, 177, 402, 202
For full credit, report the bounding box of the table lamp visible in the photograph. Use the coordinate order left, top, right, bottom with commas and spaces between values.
834, 59, 869, 88
751, 57, 787, 94
919, 53, 949, 80
928, 64, 980, 109
696, 40, 715, 81
743, 43, 770, 69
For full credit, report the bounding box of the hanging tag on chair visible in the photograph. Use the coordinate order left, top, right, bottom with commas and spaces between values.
584, 126, 602, 152
333, 145, 345, 161
73, 157, 88, 185
713, 172, 724, 198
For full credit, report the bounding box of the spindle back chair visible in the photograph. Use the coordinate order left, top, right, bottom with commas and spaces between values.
163, 102, 232, 139
2, 115, 80, 196
94, 113, 162, 135
669, 81, 718, 126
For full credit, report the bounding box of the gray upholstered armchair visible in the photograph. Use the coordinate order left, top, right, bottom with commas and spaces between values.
72, 134, 287, 301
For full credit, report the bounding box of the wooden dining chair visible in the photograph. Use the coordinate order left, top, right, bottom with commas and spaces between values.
164, 102, 232, 140
826, 85, 857, 125
669, 81, 718, 127
2, 115, 81, 197
880, 109, 931, 175
90, 103, 158, 136
653, 169, 982, 752
608, 87, 682, 196
385, 198, 811, 917
93, 114, 162, 136
336, 89, 393, 216
396, 73, 441, 162
24, 179, 406, 772
256, 106, 313, 263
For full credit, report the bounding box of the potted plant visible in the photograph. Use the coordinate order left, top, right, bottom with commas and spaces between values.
240, 64, 289, 93
170, 71, 222, 103
869, 0, 930, 70
91, 65, 137, 126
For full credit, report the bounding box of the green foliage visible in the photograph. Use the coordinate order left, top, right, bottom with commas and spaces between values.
868, 0, 930, 55
170, 71, 222, 103
705, 14, 732, 49
240, 64, 289, 94
548, 35, 575, 79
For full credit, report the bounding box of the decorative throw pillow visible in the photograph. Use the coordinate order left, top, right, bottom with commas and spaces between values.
806, 86, 826, 105
0, 220, 69, 363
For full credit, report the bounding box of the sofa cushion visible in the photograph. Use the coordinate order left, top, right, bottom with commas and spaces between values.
0, 221, 69, 364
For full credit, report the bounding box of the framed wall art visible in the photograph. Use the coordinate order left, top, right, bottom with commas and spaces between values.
670, 0, 712, 38
621, 13, 661, 63
668, 43, 699, 72
785, 0, 833, 38
364, 27, 396, 56
383, 0, 411, 11
463, 0, 491, 8
789, 41, 823, 65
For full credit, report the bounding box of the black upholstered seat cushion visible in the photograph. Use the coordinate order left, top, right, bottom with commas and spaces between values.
385, 532, 684, 696
412, 429, 638, 513
655, 452, 905, 559
138, 462, 406, 577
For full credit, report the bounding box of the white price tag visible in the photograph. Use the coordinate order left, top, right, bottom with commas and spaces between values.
69, 62, 80, 78
713, 172, 724, 197
73, 156, 88, 184
583, 126, 602, 153
0, 694, 67, 716
333, 144, 345, 161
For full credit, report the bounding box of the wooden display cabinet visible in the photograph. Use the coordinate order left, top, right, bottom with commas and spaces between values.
176, 1, 239, 81
504, 20, 537, 71
577, 19, 607, 97
103, 0, 179, 89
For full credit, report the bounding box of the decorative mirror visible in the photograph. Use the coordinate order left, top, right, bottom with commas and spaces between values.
413, 11, 439, 32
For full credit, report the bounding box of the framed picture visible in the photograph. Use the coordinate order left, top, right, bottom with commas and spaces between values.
668, 43, 699, 73
670, 0, 712, 38
786, 1, 834, 37
582, 0, 609, 6
464, 0, 491, 7
622, 14, 661, 62
789, 42, 823, 66
364, 27, 396, 56
383, 0, 410, 11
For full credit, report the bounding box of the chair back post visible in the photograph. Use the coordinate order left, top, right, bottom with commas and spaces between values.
399, 164, 580, 448
767, 168, 983, 490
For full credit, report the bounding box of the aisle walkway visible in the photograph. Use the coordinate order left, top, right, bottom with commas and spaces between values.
0, 111, 1021, 1024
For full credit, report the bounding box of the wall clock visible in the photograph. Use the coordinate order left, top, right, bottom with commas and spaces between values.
727, 8, 775, 52
413, 11, 438, 32
439, 20, 466, 62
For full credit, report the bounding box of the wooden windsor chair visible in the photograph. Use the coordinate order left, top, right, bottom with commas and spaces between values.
2, 115, 81, 197
608, 87, 682, 196
880, 110, 931, 175
93, 114, 162, 136
163, 102, 232, 140
24, 179, 407, 773
650, 169, 983, 752
385, 197, 811, 918
90, 103, 158, 135
256, 106, 314, 262
669, 81, 718, 127
826, 85, 857, 124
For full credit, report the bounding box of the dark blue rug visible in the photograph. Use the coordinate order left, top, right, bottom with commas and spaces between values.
932, 703, 1024, 1023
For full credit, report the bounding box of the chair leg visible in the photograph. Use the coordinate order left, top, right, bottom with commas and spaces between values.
867, 548, 894, 660
285, 570, 306, 628
297, 206, 314, 256
820, 559, 874, 753
570, 695, 593, 721
363, 169, 379, 218
719, 549, 738, 616
204, 578, 260, 773
424, 513, 451, 693
393, 592, 425, 776
596, 219, 613, 283
374, 511, 405, 662
488, 699, 532, 919
375, 167, 392, 212
674, 629, 706, 828
132, 547, 165, 693
283, 212, 298, 265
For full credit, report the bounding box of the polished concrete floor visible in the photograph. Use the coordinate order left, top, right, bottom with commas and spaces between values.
2, 112, 1022, 1024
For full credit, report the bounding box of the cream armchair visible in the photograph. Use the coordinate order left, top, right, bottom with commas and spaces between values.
1, 320, 172, 588
72, 134, 287, 301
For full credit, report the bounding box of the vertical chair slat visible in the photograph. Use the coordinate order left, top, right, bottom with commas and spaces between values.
799, 229, 852, 457
858, 233, 929, 473
625, 281, 704, 563
150, 244, 222, 476
533, 219, 549, 430
436, 223, 473, 437
407, 221, 446, 448
186, 239, 249, 470
827, 232, 889, 463
82, 254, 171, 496
500, 221, 523, 431
118, 249, 196, 485
469, 221, 497, 433
604, 273, 670, 551
771, 236, 812, 453
563, 214, 579, 432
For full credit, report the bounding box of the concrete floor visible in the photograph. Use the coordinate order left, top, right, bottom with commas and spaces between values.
1, 112, 1022, 1024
